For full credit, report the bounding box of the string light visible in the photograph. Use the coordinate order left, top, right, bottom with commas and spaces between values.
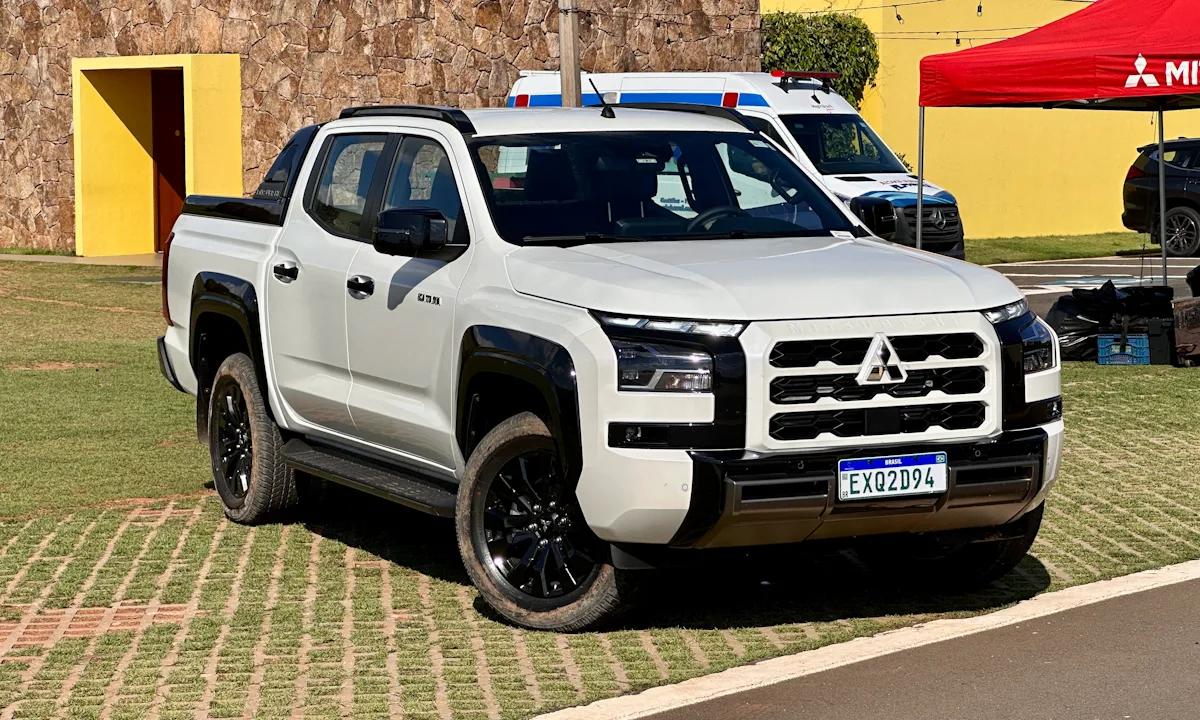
955, 32, 960, 45
895, 5, 904, 23
977, 1, 983, 16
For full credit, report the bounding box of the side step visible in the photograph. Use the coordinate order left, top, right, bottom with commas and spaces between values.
281, 438, 457, 518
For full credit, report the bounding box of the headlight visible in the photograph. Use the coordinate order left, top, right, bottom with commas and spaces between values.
982, 299, 1030, 324
1020, 316, 1057, 374
596, 314, 744, 338
613, 340, 713, 392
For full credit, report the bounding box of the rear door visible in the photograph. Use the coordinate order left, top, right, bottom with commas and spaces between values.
265, 130, 390, 436
343, 131, 474, 472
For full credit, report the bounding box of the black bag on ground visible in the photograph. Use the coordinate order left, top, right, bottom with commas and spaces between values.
1187, 264, 1200, 297
1046, 281, 1175, 362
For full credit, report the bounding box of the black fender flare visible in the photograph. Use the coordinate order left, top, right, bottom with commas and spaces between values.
458, 326, 582, 483
189, 272, 269, 438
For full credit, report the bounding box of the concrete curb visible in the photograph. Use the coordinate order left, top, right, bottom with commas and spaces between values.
536, 559, 1200, 720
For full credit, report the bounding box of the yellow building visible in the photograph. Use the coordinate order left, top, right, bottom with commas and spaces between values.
765, 0, 1200, 238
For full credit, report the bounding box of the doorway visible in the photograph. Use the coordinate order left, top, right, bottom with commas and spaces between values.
72, 54, 242, 257
151, 69, 185, 253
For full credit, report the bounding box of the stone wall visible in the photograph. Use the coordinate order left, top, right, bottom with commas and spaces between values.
0, 0, 760, 252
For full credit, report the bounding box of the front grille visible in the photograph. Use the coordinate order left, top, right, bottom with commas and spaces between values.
771, 367, 986, 404
769, 402, 987, 441
898, 205, 961, 242
755, 313, 999, 450
771, 333, 983, 368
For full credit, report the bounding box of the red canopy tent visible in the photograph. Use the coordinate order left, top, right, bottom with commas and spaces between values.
916, 0, 1200, 284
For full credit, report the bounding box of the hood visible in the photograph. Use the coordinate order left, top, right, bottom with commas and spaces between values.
505, 236, 1023, 321
822, 173, 957, 208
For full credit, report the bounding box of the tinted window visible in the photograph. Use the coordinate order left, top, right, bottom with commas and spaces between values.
383, 137, 468, 243
468, 131, 854, 245
309, 133, 386, 237
254, 125, 321, 201
780, 114, 907, 175
1149, 147, 1197, 168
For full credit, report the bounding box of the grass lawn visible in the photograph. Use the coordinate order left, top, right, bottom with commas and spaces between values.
2, 262, 1200, 719
965, 231, 1153, 265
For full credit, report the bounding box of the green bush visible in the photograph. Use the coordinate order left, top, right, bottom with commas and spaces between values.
761, 12, 880, 109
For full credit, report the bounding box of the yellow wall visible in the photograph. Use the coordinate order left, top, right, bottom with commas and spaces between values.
71, 54, 242, 257
763, 0, 1200, 238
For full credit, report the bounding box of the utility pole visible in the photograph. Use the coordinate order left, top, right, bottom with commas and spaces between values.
558, 0, 582, 107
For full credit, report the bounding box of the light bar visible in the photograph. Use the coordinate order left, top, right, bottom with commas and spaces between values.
770, 69, 841, 80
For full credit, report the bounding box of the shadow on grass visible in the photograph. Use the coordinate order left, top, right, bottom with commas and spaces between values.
300, 481, 1050, 632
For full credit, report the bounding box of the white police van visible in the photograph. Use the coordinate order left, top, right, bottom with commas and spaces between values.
508, 71, 965, 258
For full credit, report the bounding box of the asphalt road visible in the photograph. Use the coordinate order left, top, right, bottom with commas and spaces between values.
648, 578, 1200, 720
990, 255, 1196, 317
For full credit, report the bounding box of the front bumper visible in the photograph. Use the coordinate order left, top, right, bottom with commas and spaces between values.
668, 426, 1058, 549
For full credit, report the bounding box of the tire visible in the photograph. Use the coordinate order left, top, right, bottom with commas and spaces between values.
1161, 206, 1200, 257
455, 412, 636, 631
207, 352, 297, 524
862, 504, 1044, 589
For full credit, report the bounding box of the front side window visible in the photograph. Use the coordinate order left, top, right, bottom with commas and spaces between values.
468, 130, 854, 245
779, 114, 907, 175
382, 136, 468, 243
309, 133, 386, 237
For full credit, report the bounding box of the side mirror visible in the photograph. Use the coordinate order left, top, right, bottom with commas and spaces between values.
373, 209, 449, 256
848, 196, 896, 240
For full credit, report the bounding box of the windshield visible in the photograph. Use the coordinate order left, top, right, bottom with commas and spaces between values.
467, 130, 856, 245
780, 114, 907, 175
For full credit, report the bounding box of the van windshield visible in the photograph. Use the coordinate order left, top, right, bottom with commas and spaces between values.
780, 114, 908, 175
467, 130, 856, 245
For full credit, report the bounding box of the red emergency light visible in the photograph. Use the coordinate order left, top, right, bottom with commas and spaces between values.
770, 69, 841, 80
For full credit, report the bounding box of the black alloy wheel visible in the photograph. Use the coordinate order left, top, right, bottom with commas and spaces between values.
214, 382, 254, 500
1163, 206, 1200, 257
479, 449, 600, 600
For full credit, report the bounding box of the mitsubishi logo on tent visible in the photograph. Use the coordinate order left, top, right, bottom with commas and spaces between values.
1126, 54, 1160, 88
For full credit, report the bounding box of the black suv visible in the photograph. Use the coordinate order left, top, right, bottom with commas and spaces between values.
1122, 138, 1200, 256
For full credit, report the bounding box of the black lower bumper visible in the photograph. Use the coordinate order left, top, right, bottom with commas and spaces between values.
668, 429, 1047, 549
157, 336, 185, 393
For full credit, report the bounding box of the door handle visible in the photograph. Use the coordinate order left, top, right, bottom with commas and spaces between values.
272, 262, 299, 283
347, 275, 375, 299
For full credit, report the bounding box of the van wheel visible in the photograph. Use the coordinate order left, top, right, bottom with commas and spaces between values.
208, 353, 297, 524
861, 504, 1044, 589
456, 412, 636, 631
1162, 206, 1200, 257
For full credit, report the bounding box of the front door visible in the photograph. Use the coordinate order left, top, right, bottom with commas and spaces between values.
344, 133, 473, 471
265, 131, 389, 436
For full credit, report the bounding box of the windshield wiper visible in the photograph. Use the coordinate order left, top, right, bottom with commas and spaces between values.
521, 233, 636, 247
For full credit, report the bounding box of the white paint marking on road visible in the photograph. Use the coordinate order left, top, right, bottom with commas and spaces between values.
998, 273, 1187, 279
988, 256, 1190, 267
997, 263, 1193, 270
1019, 288, 1066, 296
534, 559, 1200, 720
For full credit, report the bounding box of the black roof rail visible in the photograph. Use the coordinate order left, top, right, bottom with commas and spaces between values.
612, 102, 759, 133
338, 105, 477, 135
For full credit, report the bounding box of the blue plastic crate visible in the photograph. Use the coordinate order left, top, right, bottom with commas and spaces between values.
1098, 333, 1150, 365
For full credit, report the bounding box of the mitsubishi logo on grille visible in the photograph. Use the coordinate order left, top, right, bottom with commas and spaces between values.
856, 333, 908, 386
1126, 54, 1160, 88
930, 208, 947, 230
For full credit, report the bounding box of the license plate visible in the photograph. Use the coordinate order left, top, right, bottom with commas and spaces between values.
838, 452, 948, 501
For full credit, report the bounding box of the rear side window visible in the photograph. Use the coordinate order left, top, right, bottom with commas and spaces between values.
254, 125, 321, 201
307, 133, 387, 237
1149, 147, 1198, 168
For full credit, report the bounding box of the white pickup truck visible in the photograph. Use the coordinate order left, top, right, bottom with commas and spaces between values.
159, 103, 1063, 631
